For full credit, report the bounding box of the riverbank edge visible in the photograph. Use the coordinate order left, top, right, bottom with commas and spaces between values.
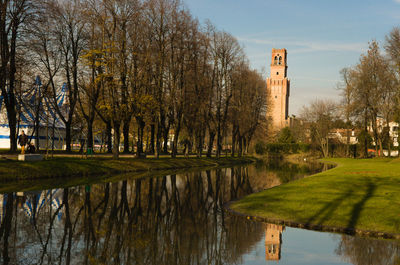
0, 156, 257, 182
224, 201, 400, 240
225, 157, 400, 240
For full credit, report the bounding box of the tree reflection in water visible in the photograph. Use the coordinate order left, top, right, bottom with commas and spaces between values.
336, 235, 400, 265
0, 167, 267, 265
1, 161, 383, 265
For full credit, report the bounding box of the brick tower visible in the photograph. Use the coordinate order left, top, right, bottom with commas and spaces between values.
266, 48, 290, 131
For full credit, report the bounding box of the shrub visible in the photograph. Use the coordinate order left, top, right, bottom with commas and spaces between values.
255, 142, 266, 155
254, 142, 311, 155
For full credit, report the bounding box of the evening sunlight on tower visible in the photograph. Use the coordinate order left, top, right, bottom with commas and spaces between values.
266, 48, 290, 131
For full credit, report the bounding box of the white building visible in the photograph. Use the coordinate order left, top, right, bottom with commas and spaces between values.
367, 118, 399, 156
0, 77, 69, 150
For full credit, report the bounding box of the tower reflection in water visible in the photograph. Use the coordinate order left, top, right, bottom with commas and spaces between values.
265, 223, 284, 261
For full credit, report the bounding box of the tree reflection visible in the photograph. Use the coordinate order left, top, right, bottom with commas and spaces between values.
0, 167, 267, 264
0, 162, 342, 265
336, 235, 400, 265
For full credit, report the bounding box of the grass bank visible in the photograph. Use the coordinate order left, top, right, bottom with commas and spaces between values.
0, 156, 255, 182
230, 158, 400, 238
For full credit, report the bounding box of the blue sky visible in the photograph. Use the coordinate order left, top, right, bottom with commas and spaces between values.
184, 0, 400, 114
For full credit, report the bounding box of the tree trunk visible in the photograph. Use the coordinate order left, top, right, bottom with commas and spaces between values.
321, 137, 329, 158
243, 137, 247, 155
171, 122, 181, 158
35, 116, 40, 151
8, 113, 17, 152
87, 121, 93, 150
7, 16, 18, 153
155, 123, 161, 158
207, 131, 215, 158
188, 139, 192, 154
149, 123, 155, 154
1, 193, 14, 264
231, 126, 237, 157
378, 138, 383, 157
238, 136, 243, 157
136, 119, 145, 156
106, 122, 112, 153
388, 131, 392, 157
346, 128, 350, 157
216, 124, 222, 158
162, 126, 169, 154
363, 110, 368, 158
65, 122, 72, 152
112, 122, 120, 159
196, 132, 202, 158
122, 119, 130, 153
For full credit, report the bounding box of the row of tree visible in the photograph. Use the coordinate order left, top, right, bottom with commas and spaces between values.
0, 0, 267, 158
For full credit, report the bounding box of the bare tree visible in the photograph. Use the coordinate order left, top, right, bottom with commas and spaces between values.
351, 41, 389, 157
230, 63, 266, 156
0, 0, 35, 152
338, 67, 355, 157
47, 0, 88, 152
206, 25, 243, 158
300, 99, 338, 158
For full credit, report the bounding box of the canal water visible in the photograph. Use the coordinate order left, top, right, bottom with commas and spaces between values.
0, 161, 399, 264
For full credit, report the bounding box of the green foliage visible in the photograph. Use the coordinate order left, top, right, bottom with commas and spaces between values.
299, 143, 311, 153
255, 142, 265, 155
357, 130, 373, 150
278, 127, 295, 143
266, 143, 291, 154
254, 142, 311, 155
255, 139, 357, 158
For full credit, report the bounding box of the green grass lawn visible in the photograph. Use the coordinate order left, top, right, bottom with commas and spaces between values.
231, 158, 400, 236
0, 156, 255, 182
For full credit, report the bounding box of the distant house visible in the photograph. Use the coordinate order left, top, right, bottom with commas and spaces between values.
328, 128, 359, 145
365, 118, 399, 156
367, 118, 399, 148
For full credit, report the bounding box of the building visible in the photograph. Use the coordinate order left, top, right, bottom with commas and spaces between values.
367, 118, 399, 147
0, 77, 82, 150
329, 129, 359, 145
265, 223, 284, 261
367, 118, 399, 156
266, 48, 290, 131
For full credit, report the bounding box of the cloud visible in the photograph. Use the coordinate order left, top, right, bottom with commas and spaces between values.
395, 0, 400, 3
237, 37, 367, 53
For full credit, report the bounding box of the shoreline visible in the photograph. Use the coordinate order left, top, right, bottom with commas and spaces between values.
0, 156, 256, 182
228, 157, 400, 239
225, 201, 400, 240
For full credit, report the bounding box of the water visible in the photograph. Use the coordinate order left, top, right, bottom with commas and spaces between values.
0, 160, 399, 265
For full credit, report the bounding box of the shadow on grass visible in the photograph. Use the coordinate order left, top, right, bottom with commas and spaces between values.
347, 180, 376, 234
306, 188, 354, 225
306, 178, 376, 232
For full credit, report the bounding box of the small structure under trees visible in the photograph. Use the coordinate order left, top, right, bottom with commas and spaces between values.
0, 76, 71, 150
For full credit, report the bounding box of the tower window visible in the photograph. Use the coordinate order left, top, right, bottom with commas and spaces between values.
275, 96, 277, 99
274, 56, 278, 65
278, 56, 282, 65
276, 72, 279, 75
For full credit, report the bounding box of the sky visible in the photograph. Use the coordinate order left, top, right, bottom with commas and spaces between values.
183, 0, 400, 115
